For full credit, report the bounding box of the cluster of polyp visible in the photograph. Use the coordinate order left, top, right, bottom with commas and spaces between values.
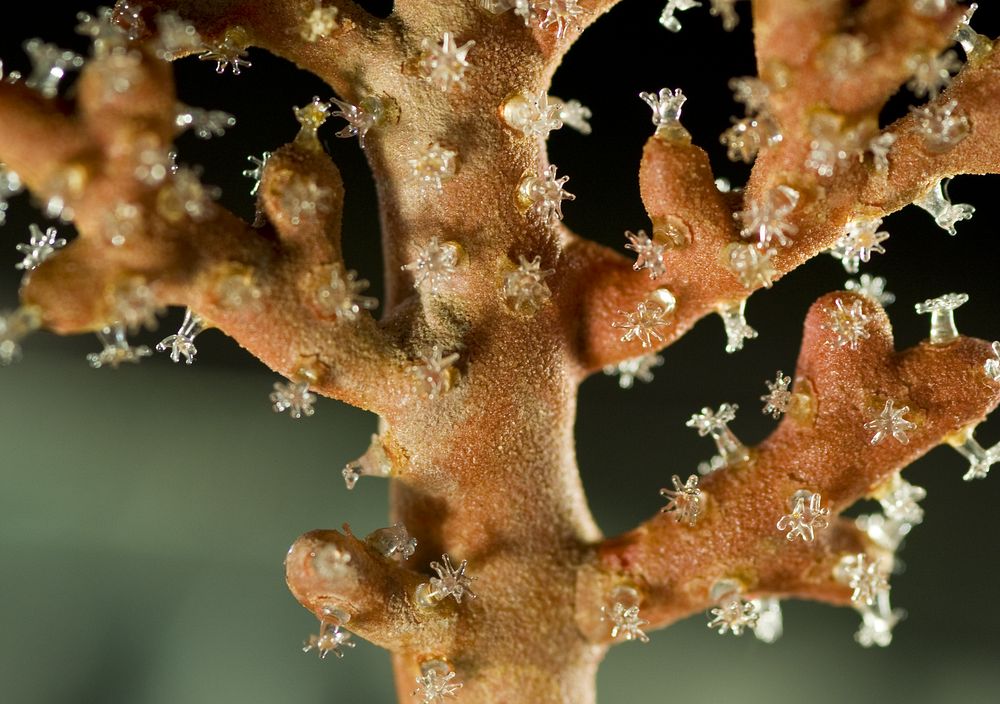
602, 353, 664, 389
776, 490, 830, 542
23, 38, 84, 98
727, 242, 776, 289
760, 371, 792, 419
905, 50, 961, 99
954, 3, 991, 62
858, 473, 927, 552
301, 1, 339, 42
716, 300, 758, 353
805, 112, 876, 177
198, 26, 252, 75
623, 230, 666, 279
364, 522, 417, 561
865, 400, 917, 445
402, 238, 462, 294
510, 0, 584, 40
639, 88, 690, 143
271, 369, 318, 419
407, 346, 460, 400
15, 224, 65, 276
517, 165, 575, 227
736, 185, 799, 249
845, 275, 895, 307
721, 76, 781, 163
837, 553, 890, 607
911, 100, 969, 152
502, 255, 553, 315
0, 307, 41, 366
413, 660, 462, 703
854, 587, 904, 648
822, 297, 871, 350
174, 104, 236, 140
314, 267, 378, 322
152, 12, 202, 62
329, 96, 385, 147
418, 32, 474, 91
502, 90, 563, 140
86, 324, 152, 369
409, 142, 457, 193
706, 579, 761, 637
659, 0, 702, 32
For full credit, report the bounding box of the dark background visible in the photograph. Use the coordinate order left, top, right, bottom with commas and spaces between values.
2, 2, 999, 702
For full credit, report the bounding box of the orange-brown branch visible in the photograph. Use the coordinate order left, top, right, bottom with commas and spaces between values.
286, 526, 451, 653
753, 0, 965, 133
561, 135, 744, 371
565, 22, 1000, 374
3, 3, 999, 703
579, 292, 1000, 639
139, 0, 400, 97
864, 42, 1000, 211
0, 48, 405, 413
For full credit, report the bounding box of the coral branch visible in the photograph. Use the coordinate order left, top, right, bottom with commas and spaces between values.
0, 48, 404, 413
863, 40, 1000, 212
3, 2, 999, 701
753, 0, 965, 130
564, 21, 1000, 373
561, 133, 745, 370
0, 84, 92, 194
140, 0, 399, 96
578, 292, 1000, 640
286, 526, 449, 653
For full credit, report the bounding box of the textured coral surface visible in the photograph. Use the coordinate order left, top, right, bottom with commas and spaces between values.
2, 2, 1000, 703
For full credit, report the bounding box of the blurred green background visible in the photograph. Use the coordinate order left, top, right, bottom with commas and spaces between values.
2, 2, 1000, 703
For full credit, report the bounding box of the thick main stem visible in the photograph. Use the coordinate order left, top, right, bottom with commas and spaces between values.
349, 13, 612, 701
387, 366, 604, 702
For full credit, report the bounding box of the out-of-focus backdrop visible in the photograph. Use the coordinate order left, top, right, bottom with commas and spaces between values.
2, 2, 999, 703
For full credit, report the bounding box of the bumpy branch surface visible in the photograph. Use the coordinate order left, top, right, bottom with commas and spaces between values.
0, 49, 404, 413
561, 134, 745, 368
3, 2, 1000, 703
578, 293, 1000, 637
866, 44, 1000, 206
753, 0, 965, 130
285, 525, 448, 652
141, 0, 404, 98
565, 1, 1000, 373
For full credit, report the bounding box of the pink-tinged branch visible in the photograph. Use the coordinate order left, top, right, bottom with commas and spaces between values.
753, 0, 964, 132
576, 517, 866, 643
743, 1, 971, 214
286, 526, 452, 653
560, 135, 747, 372
577, 292, 1000, 641
863, 40, 1000, 212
